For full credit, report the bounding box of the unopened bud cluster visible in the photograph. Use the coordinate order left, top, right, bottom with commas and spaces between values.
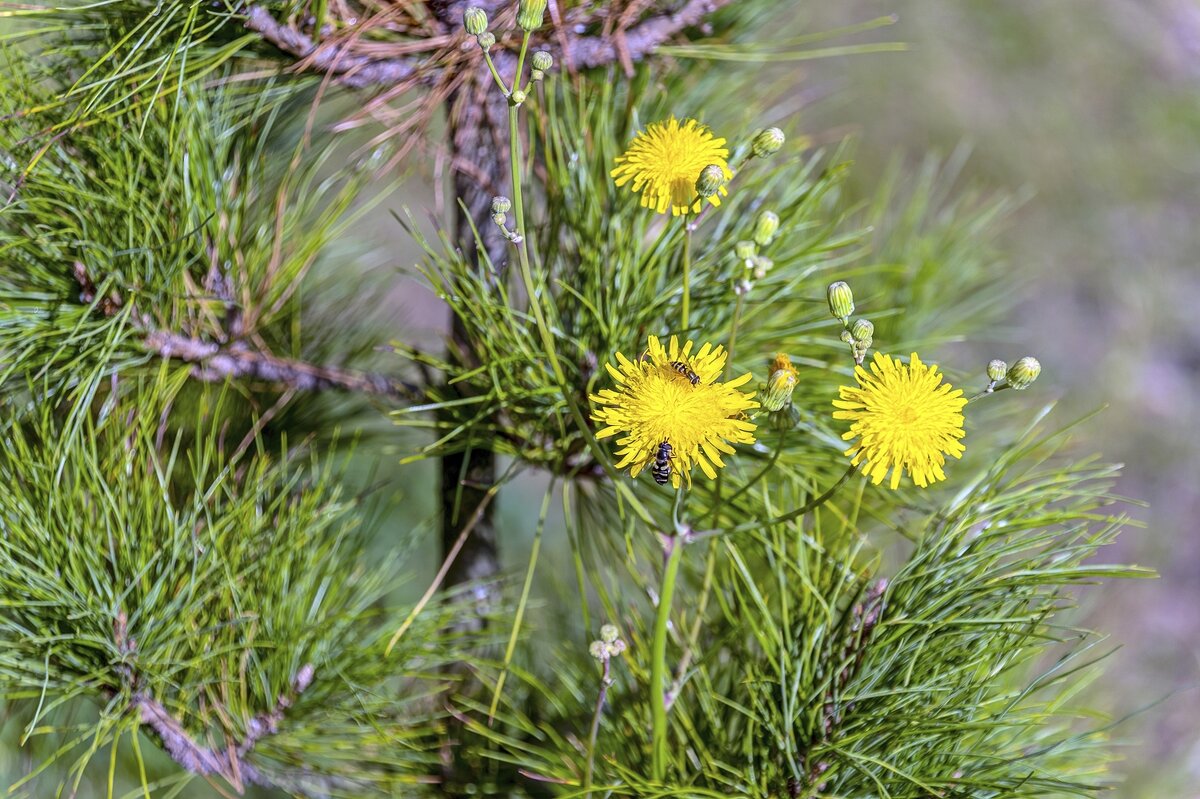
589, 623, 627, 661
731, 207, 784, 289
827, 281, 873, 364
465, 4, 553, 98
981, 355, 1041, 394
530, 50, 553, 81
463, 6, 495, 49
491, 196, 521, 242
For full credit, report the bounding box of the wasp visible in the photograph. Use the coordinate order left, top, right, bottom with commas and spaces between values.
669, 360, 701, 386
652, 441, 674, 485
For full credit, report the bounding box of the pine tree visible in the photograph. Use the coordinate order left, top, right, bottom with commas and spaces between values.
0, 2, 1147, 797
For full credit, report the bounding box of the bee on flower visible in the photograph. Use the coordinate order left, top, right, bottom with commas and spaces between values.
590, 335, 757, 488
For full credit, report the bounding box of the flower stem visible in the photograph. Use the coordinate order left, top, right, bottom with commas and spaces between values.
968, 383, 1009, 402
583, 656, 612, 791
680, 220, 693, 331
515, 31, 531, 88
650, 532, 684, 781
726, 290, 745, 376
481, 49, 509, 94
709, 288, 745, 529
505, 97, 656, 527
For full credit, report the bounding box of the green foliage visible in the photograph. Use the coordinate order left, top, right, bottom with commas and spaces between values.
469, 413, 1147, 798
0, 371, 463, 796
0, 50, 381, 411
0, 1, 1148, 797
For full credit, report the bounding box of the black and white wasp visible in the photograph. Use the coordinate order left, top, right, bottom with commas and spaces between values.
652, 441, 674, 485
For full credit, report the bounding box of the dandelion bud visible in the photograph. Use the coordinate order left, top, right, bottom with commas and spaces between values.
851, 318, 874, 344
762, 353, 799, 413
753, 210, 779, 246
517, 0, 547, 31
735, 240, 757, 262
750, 127, 785, 158
477, 31, 496, 50
761, 370, 798, 412
509, 89, 527, 106
491, 196, 511, 214
588, 640, 607, 660
695, 164, 726, 199
827, 281, 854, 322
599, 623, 619, 643
753, 255, 773, 280
531, 51, 553, 72
606, 639, 627, 657
986, 359, 1008, 382
1006, 356, 1041, 390
463, 6, 488, 35
840, 329, 855, 345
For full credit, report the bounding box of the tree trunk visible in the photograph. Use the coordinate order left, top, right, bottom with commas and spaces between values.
437, 2, 512, 598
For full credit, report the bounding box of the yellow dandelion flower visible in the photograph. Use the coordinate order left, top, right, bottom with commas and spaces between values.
832, 352, 967, 490
611, 117, 733, 216
590, 335, 757, 488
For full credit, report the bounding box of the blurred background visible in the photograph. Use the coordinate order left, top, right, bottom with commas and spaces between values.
796, 2, 1200, 795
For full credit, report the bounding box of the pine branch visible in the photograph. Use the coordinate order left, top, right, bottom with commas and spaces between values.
143, 328, 415, 399
570, 0, 736, 70
132, 670, 356, 796
243, 5, 425, 89
240, 0, 733, 88
71, 261, 416, 400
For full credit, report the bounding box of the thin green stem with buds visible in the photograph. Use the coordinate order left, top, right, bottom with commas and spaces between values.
503, 55, 655, 526
583, 654, 612, 791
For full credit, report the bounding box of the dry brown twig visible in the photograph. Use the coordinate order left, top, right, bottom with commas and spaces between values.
73, 261, 416, 400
